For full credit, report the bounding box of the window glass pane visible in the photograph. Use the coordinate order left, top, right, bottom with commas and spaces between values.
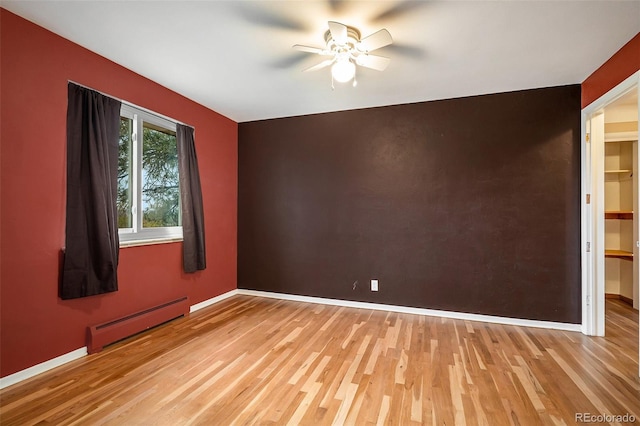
117, 117, 133, 228
142, 123, 180, 228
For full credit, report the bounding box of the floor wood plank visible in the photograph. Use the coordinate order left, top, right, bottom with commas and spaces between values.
1, 297, 638, 425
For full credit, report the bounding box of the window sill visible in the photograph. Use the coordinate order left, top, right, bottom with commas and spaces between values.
119, 237, 183, 248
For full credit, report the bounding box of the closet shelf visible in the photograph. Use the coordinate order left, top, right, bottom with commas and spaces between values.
604, 169, 632, 174
604, 136, 638, 143
605, 249, 633, 260
605, 211, 633, 220
604, 130, 638, 143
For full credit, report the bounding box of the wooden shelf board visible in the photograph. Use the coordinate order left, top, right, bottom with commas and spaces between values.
604, 129, 638, 143
604, 169, 632, 173
605, 211, 633, 220
605, 249, 633, 260
604, 133, 638, 143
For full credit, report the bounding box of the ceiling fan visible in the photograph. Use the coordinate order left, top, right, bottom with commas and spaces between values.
293, 21, 393, 87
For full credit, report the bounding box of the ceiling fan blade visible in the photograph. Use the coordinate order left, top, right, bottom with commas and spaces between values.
383, 43, 425, 58
328, 21, 348, 45
327, 0, 346, 13
371, 1, 426, 23
237, 4, 307, 31
271, 52, 312, 68
359, 29, 393, 52
356, 54, 390, 71
303, 59, 335, 72
293, 44, 325, 54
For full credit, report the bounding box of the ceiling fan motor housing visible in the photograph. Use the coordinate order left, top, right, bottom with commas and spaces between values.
294, 21, 392, 85
324, 26, 361, 46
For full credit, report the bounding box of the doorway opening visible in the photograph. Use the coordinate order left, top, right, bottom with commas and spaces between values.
582, 71, 639, 375
602, 91, 638, 310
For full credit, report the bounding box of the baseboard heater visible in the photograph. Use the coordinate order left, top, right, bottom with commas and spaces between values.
87, 296, 189, 354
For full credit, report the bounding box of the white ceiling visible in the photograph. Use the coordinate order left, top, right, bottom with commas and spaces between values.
3, 1, 639, 122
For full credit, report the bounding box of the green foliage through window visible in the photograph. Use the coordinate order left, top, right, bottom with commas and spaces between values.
142, 124, 179, 227
118, 117, 133, 228
117, 111, 181, 234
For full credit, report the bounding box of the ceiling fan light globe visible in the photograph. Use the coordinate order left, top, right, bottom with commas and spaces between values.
332, 59, 355, 83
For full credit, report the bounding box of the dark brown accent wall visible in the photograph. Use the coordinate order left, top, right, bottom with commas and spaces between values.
238, 85, 581, 323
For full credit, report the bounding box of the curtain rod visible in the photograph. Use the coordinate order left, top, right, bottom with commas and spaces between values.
68, 80, 194, 129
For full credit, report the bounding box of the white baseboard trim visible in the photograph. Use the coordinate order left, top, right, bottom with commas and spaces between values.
1, 290, 239, 389
1, 288, 581, 389
237, 289, 582, 332
0, 347, 87, 390
189, 289, 239, 313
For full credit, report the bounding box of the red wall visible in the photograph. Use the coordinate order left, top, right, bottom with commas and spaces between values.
582, 32, 640, 108
0, 9, 237, 377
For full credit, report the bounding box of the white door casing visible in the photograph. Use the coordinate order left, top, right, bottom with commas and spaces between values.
581, 71, 639, 376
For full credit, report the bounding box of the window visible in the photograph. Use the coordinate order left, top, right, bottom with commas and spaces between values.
118, 104, 182, 243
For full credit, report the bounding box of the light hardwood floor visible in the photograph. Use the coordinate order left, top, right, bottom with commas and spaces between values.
1, 296, 639, 425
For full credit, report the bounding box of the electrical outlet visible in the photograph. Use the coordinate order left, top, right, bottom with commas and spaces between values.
371, 279, 378, 292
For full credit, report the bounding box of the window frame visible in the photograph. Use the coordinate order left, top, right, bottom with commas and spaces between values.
118, 104, 182, 244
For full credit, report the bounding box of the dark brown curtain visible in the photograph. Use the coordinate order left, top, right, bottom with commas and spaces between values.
177, 124, 206, 272
61, 83, 121, 299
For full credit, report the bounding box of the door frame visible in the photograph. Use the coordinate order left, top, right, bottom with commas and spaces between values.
582, 70, 640, 337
